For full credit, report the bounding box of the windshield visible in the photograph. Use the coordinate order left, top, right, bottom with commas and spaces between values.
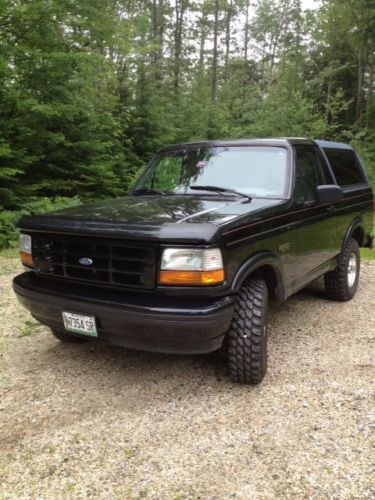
134, 146, 289, 198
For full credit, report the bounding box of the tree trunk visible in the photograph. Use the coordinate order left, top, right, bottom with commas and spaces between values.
211, 0, 219, 107
208, 0, 220, 138
356, 48, 364, 123
244, 0, 250, 61
198, 12, 206, 78
173, 0, 185, 93
224, 0, 233, 67
325, 78, 332, 125
365, 46, 374, 126
152, 0, 164, 83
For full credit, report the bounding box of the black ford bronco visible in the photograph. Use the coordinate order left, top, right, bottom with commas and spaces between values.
13, 139, 374, 384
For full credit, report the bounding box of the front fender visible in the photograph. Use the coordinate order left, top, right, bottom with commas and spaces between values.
231, 251, 286, 301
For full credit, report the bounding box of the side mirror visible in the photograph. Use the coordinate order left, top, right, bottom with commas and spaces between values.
316, 185, 343, 204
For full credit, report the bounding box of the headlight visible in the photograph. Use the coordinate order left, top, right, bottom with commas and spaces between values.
19, 233, 33, 267
159, 248, 224, 285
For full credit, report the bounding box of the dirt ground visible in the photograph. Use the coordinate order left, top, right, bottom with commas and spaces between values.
0, 257, 374, 499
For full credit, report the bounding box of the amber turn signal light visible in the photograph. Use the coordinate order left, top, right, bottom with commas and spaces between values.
20, 252, 34, 268
159, 269, 224, 286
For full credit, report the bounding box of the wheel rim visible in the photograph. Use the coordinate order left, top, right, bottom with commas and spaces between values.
347, 253, 357, 288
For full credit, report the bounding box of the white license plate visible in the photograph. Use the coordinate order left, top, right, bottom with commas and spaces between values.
62, 312, 97, 337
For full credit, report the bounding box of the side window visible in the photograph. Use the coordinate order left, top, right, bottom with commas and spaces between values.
294, 146, 327, 203
323, 148, 365, 187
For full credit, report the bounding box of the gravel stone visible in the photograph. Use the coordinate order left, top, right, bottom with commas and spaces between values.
0, 257, 374, 499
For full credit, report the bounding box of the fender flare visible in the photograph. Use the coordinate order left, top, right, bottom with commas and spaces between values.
231, 251, 286, 301
342, 218, 365, 252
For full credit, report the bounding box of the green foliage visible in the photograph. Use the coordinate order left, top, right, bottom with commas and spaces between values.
250, 87, 327, 139
0, 211, 20, 248
19, 320, 42, 338
0, 0, 374, 248
361, 248, 375, 261
0, 0, 129, 211
0, 246, 19, 259
0, 197, 81, 248
352, 129, 375, 186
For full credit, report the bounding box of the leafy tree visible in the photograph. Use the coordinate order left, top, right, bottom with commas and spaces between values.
0, 0, 374, 246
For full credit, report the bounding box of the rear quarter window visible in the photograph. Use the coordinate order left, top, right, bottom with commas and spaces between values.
324, 148, 366, 187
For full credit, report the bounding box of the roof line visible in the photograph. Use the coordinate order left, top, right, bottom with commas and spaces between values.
159, 138, 315, 152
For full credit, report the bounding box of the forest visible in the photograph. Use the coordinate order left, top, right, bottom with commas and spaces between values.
0, 0, 374, 246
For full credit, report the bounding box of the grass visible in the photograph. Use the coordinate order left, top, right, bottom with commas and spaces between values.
123, 448, 137, 459
21, 450, 34, 462
0, 246, 19, 259
361, 247, 375, 260
42, 443, 57, 454
65, 481, 76, 494
19, 320, 42, 338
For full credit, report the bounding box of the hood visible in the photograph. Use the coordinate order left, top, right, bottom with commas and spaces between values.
18, 195, 287, 244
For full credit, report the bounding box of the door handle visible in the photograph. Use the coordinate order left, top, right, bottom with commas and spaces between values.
326, 205, 335, 213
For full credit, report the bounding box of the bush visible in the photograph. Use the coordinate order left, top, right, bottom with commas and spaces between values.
352, 129, 375, 188
0, 196, 81, 249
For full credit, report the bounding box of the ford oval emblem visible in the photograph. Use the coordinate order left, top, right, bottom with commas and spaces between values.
79, 257, 93, 266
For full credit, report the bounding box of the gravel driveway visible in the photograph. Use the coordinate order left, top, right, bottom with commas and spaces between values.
0, 257, 374, 499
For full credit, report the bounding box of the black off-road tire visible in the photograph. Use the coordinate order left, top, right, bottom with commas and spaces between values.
51, 328, 88, 343
227, 278, 268, 385
324, 237, 360, 302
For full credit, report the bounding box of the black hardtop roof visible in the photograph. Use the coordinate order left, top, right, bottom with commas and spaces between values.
158, 138, 353, 152
314, 139, 353, 150
159, 138, 312, 152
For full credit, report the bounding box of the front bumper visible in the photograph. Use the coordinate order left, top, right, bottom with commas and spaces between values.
13, 273, 234, 354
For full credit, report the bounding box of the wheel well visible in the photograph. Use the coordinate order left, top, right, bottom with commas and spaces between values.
250, 264, 279, 299
351, 226, 365, 247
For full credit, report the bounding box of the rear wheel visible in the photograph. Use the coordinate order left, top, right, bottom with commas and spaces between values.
324, 237, 360, 302
51, 328, 88, 343
227, 278, 268, 385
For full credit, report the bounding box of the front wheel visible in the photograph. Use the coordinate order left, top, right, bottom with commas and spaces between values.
227, 278, 268, 385
324, 237, 360, 302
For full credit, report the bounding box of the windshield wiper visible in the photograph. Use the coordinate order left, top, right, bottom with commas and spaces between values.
131, 188, 166, 196
189, 185, 252, 202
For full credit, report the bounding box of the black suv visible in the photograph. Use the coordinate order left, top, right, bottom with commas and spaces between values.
13, 139, 374, 384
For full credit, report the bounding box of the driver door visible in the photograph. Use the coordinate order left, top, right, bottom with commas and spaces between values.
293, 145, 338, 287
